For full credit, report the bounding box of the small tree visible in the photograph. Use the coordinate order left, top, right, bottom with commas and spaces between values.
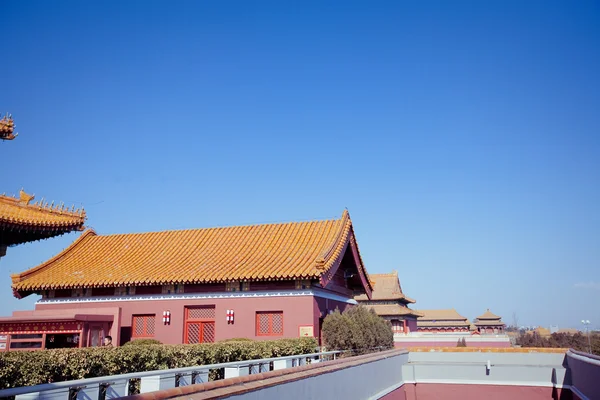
322, 306, 393, 354
456, 338, 467, 347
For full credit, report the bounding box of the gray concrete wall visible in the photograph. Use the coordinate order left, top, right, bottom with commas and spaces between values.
408, 351, 567, 366
224, 352, 409, 400
567, 350, 600, 400
405, 352, 570, 389
221, 352, 571, 400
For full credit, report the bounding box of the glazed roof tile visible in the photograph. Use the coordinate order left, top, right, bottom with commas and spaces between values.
417, 309, 469, 322
474, 320, 505, 327
354, 271, 415, 303
475, 309, 502, 321
363, 304, 423, 317
12, 210, 370, 292
0, 190, 85, 231
417, 320, 471, 328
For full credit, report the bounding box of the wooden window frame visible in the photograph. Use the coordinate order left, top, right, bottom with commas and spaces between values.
184, 306, 216, 344
256, 311, 284, 337
132, 314, 156, 338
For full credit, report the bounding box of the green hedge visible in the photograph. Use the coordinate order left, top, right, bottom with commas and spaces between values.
0, 337, 317, 390
122, 339, 163, 346
322, 306, 393, 354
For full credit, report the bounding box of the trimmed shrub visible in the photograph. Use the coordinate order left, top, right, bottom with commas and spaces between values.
0, 337, 317, 390
218, 338, 254, 343
123, 339, 163, 346
456, 338, 467, 347
322, 306, 393, 354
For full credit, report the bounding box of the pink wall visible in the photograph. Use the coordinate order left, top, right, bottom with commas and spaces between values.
390, 383, 573, 400
36, 295, 321, 345
406, 319, 417, 333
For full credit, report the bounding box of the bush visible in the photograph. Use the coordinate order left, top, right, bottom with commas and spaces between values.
322, 306, 393, 354
0, 337, 317, 390
218, 338, 254, 342
123, 339, 163, 346
457, 338, 467, 347
517, 331, 599, 355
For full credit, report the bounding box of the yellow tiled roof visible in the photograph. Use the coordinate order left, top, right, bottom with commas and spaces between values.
417, 320, 471, 327
354, 271, 416, 303
12, 210, 370, 292
0, 191, 85, 232
417, 309, 469, 322
475, 309, 502, 321
474, 320, 505, 327
363, 304, 423, 317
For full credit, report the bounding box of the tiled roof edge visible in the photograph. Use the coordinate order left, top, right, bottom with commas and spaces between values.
11, 229, 97, 289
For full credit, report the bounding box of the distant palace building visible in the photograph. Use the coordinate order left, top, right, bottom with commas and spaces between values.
473, 309, 505, 334
355, 271, 422, 334
416, 309, 471, 333
1, 210, 372, 351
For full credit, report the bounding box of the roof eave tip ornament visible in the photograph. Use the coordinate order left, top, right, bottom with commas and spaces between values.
0, 113, 17, 141
315, 258, 326, 270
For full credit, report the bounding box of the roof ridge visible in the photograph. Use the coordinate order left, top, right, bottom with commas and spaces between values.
369, 272, 398, 277
97, 214, 345, 238
316, 209, 351, 269
0, 191, 86, 219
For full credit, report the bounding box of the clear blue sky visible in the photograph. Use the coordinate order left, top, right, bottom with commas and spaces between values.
2, 1, 599, 329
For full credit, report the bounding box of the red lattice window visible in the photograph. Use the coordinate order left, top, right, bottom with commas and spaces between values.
184, 321, 215, 343
256, 312, 283, 336
184, 306, 215, 344
132, 315, 155, 338
391, 320, 404, 333
186, 306, 215, 320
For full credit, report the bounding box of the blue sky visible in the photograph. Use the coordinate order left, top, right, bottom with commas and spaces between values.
2, 1, 599, 329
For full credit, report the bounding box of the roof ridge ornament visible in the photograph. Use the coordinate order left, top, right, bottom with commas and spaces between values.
0, 113, 17, 140
19, 189, 35, 205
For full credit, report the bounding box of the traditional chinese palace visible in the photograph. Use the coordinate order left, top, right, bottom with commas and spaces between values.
416, 309, 472, 333
355, 271, 422, 334
473, 309, 505, 334
1, 210, 373, 351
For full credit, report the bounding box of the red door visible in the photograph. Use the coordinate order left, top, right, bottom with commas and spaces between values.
184, 306, 215, 343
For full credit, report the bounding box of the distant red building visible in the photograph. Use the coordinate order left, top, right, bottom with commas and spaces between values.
1, 210, 372, 351
416, 309, 471, 333
355, 271, 421, 334
473, 309, 505, 334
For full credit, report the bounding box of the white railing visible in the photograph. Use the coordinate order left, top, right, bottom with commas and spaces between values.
0, 350, 341, 400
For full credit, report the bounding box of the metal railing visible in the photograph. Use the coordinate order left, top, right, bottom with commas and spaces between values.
0, 350, 341, 400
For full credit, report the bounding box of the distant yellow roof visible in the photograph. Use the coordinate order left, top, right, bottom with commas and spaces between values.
355, 271, 416, 303
417, 309, 469, 321
476, 309, 502, 320
12, 210, 372, 294
363, 304, 423, 317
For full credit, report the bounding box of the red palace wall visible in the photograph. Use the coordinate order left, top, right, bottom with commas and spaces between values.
406, 319, 417, 333
34, 293, 354, 345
